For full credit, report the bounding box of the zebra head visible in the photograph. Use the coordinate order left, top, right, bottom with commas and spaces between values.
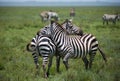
61, 19, 83, 36
61, 19, 74, 34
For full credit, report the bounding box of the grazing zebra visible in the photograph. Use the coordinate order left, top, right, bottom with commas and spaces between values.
41, 21, 107, 70
61, 19, 83, 36
40, 11, 59, 22
47, 10, 59, 21
26, 30, 61, 78
102, 14, 118, 25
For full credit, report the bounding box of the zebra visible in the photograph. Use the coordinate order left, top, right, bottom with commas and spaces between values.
61, 19, 108, 67
41, 20, 107, 70
26, 29, 61, 78
102, 14, 119, 25
47, 10, 59, 21
70, 8, 75, 17
61, 19, 83, 36
40, 11, 59, 22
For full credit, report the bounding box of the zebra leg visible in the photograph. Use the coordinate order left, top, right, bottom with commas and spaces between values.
112, 20, 115, 24
32, 52, 40, 72
106, 21, 108, 25
42, 57, 48, 78
63, 53, 71, 70
56, 56, 61, 73
89, 52, 96, 69
46, 56, 53, 77
82, 57, 89, 70
113, 20, 116, 24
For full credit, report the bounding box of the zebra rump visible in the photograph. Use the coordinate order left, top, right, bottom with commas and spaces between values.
26, 30, 57, 78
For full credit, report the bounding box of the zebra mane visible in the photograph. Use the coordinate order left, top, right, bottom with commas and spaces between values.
61, 19, 72, 25
36, 30, 41, 36
51, 20, 69, 33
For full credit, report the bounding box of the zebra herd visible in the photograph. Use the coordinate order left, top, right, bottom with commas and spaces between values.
26, 19, 107, 78
40, 10, 120, 25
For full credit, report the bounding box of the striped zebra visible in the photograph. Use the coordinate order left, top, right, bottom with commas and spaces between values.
41, 21, 107, 70
61, 19, 83, 36
61, 19, 107, 65
26, 30, 61, 78
102, 14, 119, 25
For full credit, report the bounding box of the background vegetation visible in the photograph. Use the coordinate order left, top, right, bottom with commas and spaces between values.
0, 6, 120, 81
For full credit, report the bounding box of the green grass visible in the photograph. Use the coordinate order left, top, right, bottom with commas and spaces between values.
0, 6, 120, 81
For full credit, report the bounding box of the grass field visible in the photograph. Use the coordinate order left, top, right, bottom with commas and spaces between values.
0, 6, 120, 81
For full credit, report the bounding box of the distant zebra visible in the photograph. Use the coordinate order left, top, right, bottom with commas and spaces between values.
102, 14, 118, 25
41, 21, 107, 70
70, 8, 75, 17
47, 10, 59, 21
26, 30, 61, 78
61, 19, 83, 36
40, 11, 59, 22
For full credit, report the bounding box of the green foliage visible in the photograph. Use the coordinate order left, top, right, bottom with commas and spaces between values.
0, 6, 120, 81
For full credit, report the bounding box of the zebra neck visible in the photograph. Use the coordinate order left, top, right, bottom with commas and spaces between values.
52, 28, 66, 45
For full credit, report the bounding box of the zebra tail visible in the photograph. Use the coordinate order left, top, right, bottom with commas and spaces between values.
26, 43, 33, 52
98, 47, 107, 63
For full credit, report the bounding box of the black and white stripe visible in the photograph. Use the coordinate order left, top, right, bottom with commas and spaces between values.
41, 21, 107, 70
26, 30, 59, 78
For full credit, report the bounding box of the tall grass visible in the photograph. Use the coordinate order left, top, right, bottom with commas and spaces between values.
0, 6, 120, 81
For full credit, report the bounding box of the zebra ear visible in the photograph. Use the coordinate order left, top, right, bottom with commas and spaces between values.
36, 30, 40, 35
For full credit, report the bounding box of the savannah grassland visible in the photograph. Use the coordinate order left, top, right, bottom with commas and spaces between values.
0, 6, 120, 81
